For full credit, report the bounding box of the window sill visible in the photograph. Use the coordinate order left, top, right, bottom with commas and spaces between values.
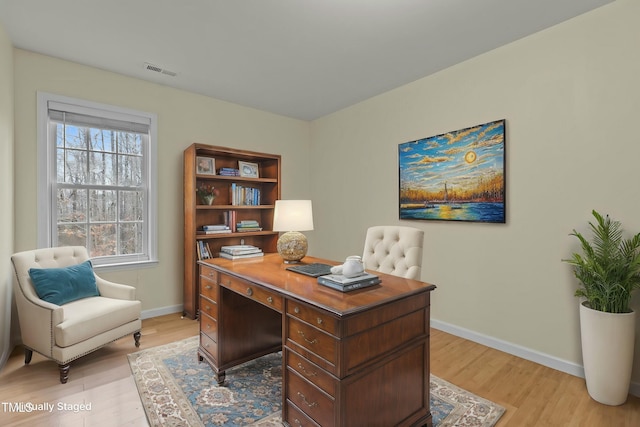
93, 258, 159, 273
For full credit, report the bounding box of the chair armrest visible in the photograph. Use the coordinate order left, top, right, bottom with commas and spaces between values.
13, 289, 65, 357
95, 276, 137, 300
25, 298, 65, 326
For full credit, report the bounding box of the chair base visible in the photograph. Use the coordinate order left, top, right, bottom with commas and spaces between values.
58, 363, 70, 384
25, 331, 142, 384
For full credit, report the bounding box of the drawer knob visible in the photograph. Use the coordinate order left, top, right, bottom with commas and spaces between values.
317, 317, 323, 325
208, 271, 214, 277
297, 362, 318, 377
297, 391, 318, 408
267, 296, 273, 304
246, 287, 253, 296
294, 307, 300, 314
205, 285, 212, 290
297, 330, 318, 345
205, 305, 210, 310
294, 419, 302, 426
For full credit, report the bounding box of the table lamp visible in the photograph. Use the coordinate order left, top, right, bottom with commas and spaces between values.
272, 200, 314, 263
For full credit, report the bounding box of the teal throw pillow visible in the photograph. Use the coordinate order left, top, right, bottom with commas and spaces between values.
28, 260, 99, 305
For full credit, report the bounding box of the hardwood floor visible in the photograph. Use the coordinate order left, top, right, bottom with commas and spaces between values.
0, 314, 638, 426
430, 328, 640, 427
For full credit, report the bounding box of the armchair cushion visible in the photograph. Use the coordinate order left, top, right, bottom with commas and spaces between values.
55, 297, 142, 347
28, 260, 99, 305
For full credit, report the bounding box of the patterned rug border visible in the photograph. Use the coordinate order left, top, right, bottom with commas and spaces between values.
128, 336, 505, 427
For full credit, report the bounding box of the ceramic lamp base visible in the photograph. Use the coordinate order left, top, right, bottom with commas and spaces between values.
277, 231, 308, 263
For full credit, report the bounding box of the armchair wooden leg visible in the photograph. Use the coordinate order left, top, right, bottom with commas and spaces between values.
134, 331, 141, 347
58, 363, 70, 384
24, 349, 33, 365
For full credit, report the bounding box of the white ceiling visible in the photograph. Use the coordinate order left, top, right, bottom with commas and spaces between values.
0, 0, 613, 120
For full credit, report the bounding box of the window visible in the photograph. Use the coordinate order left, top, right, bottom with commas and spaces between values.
37, 93, 157, 268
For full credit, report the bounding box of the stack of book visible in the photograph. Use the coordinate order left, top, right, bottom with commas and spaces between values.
197, 224, 231, 234
236, 220, 262, 232
219, 245, 264, 260
218, 167, 240, 176
317, 272, 381, 292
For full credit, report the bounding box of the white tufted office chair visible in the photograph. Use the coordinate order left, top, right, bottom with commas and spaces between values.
362, 226, 424, 280
11, 246, 142, 383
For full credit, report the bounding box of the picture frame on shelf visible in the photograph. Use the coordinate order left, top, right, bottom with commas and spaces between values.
238, 161, 259, 178
196, 156, 216, 175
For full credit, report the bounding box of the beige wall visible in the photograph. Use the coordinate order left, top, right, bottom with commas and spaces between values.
309, 0, 640, 386
0, 22, 14, 366
13, 50, 311, 315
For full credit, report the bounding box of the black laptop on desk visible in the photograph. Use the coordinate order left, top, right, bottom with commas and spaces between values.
286, 263, 333, 278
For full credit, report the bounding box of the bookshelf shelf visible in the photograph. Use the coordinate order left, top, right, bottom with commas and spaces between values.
183, 143, 281, 319
196, 204, 275, 210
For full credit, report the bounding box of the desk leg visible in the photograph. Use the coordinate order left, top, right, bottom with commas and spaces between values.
198, 351, 226, 384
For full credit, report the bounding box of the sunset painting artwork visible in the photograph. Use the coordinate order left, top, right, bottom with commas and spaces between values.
399, 119, 506, 223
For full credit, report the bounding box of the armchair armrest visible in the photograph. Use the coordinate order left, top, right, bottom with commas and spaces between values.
13, 289, 65, 357
95, 276, 137, 300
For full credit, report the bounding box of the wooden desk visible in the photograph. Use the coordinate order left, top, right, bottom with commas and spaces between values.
197, 254, 436, 427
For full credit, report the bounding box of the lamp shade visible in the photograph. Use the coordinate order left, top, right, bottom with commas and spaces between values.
273, 200, 314, 232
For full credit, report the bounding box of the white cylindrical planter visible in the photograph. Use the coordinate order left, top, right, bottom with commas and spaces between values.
579, 302, 636, 405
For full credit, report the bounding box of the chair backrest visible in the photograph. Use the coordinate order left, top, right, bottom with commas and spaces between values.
362, 226, 424, 280
11, 246, 91, 302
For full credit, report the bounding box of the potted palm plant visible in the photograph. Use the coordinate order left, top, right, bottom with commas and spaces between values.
563, 210, 640, 405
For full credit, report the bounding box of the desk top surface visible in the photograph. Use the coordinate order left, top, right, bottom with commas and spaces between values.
201, 253, 436, 316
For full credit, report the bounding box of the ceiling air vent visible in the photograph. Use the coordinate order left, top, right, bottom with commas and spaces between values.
144, 62, 177, 77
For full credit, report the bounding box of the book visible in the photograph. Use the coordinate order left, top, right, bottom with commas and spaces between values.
236, 227, 263, 232
219, 251, 264, 260
318, 272, 381, 285
202, 224, 229, 231
317, 276, 381, 292
197, 229, 232, 235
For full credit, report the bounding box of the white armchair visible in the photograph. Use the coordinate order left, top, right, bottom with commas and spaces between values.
362, 226, 424, 280
11, 246, 142, 383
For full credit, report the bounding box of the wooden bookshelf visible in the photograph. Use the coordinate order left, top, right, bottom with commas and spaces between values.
183, 143, 281, 319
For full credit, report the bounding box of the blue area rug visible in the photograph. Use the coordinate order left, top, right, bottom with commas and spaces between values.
128, 336, 505, 426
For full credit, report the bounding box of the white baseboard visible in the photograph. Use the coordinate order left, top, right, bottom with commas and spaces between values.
431, 318, 640, 398
141, 304, 184, 320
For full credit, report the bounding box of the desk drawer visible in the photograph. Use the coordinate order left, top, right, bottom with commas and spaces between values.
287, 301, 337, 336
199, 296, 218, 319
199, 332, 217, 360
218, 273, 283, 312
200, 279, 218, 301
200, 311, 218, 342
200, 264, 218, 282
286, 401, 322, 427
287, 370, 335, 427
287, 317, 337, 364
286, 349, 337, 397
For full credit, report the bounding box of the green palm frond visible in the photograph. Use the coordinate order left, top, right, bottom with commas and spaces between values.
562, 210, 640, 313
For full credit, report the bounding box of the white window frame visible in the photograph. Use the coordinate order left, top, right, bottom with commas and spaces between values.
37, 92, 158, 270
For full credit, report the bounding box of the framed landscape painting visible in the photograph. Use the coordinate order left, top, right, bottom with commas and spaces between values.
398, 119, 506, 223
